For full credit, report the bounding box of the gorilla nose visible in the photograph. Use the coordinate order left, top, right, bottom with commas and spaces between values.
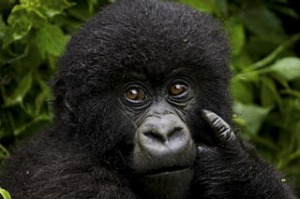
137, 115, 191, 157
143, 126, 183, 144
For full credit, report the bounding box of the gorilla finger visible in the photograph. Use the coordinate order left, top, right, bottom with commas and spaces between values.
201, 109, 236, 144
197, 145, 216, 154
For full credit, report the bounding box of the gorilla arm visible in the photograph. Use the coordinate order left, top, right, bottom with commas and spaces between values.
0, 132, 137, 199
193, 110, 297, 199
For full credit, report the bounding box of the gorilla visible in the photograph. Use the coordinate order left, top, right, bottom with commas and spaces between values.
0, 0, 297, 198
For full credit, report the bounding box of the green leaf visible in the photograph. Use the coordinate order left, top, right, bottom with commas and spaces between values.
0, 111, 14, 138
0, 187, 11, 199
0, 144, 10, 159
240, 4, 285, 44
35, 24, 68, 58
0, 16, 5, 39
215, 0, 228, 16
246, 37, 277, 61
4, 74, 32, 107
2, 8, 32, 47
19, 0, 39, 4
14, 114, 51, 136
87, 0, 98, 13
19, 0, 74, 18
280, 90, 300, 99
234, 102, 271, 135
40, 0, 75, 17
231, 78, 253, 104
179, 0, 217, 13
269, 57, 300, 81
260, 77, 280, 107
34, 87, 50, 115
269, 73, 289, 89
234, 70, 259, 81
231, 51, 253, 71
226, 17, 245, 56
273, 5, 298, 18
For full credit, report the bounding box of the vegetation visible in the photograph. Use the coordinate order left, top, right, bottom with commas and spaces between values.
0, 187, 11, 199
0, 0, 299, 196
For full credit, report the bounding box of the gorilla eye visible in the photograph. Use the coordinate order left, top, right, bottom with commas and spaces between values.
169, 83, 188, 96
125, 88, 147, 102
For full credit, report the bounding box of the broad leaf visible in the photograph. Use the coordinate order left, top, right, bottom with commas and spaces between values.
0, 187, 11, 199
226, 17, 245, 56
240, 4, 285, 44
269, 57, 300, 81
2, 8, 32, 47
36, 24, 68, 58
234, 102, 271, 135
231, 78, 253, 104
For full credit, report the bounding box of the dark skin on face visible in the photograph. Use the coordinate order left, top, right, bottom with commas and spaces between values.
118, 71, 235, 199
118, 71, 194, 198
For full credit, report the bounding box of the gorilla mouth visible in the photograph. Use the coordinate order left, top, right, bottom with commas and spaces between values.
141, 167, 194, 199
145, 166, 190, 176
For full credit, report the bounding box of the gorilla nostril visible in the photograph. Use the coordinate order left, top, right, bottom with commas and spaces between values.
168, 127, 184, 141
144, 131, 167, 143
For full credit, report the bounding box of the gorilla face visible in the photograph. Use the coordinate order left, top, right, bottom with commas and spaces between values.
119, 72, 198, 198
119, 73, 197, 174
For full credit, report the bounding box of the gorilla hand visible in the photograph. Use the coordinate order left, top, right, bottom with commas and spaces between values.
197, 109, 244, 156
201, 110, 236, 144
193, 110, 294, 199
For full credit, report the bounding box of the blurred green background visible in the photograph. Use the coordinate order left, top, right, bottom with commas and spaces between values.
0, 0, 300, 197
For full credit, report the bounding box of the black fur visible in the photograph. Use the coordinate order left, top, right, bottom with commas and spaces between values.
0, 0, 297, 198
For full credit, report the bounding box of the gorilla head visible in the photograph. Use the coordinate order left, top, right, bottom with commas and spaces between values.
2, 1, 295, 199
54, 0, 231, 197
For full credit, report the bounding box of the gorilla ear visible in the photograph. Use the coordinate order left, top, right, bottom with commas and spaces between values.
51, 76, 73, 115
52, 77, 66, 102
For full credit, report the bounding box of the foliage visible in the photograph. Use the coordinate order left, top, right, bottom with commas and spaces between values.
0, 0, 111, 146
0, 0, 300, 196
0, 187, 11, 199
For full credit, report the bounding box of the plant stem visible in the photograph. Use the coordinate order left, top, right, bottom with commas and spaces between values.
245, 34, 300, 71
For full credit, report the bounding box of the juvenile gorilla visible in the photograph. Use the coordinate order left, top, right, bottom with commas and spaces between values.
0, 0, 297, 198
